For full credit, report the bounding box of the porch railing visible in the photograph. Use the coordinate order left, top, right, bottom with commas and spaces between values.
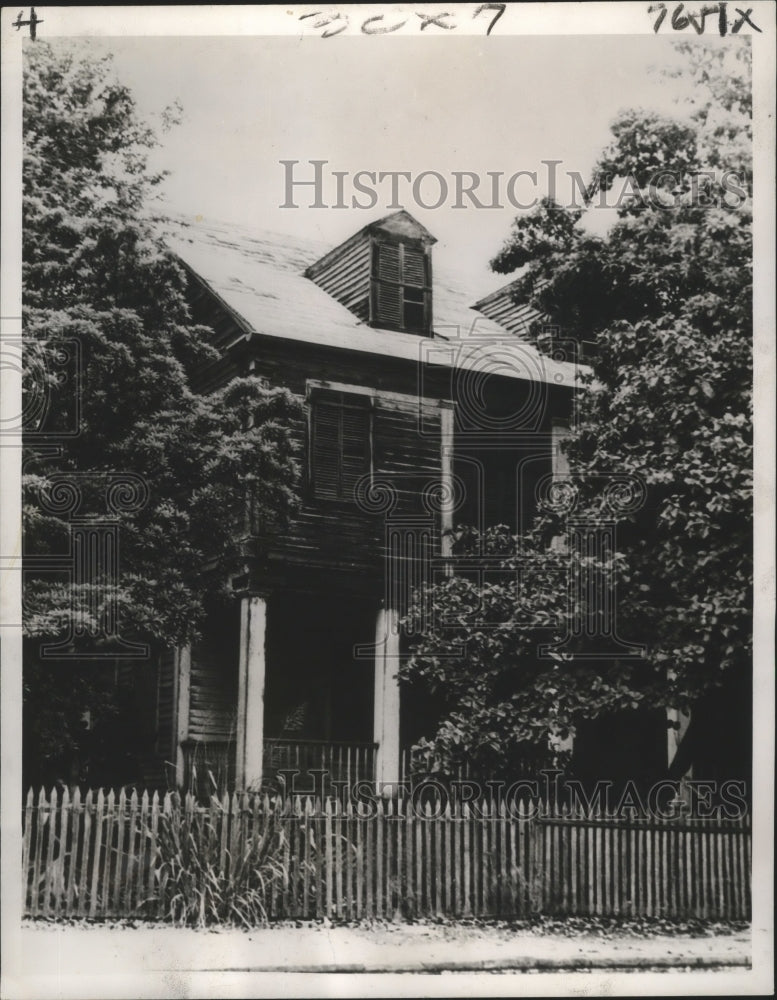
182, 738, 377, 796
263, 738, 377, 793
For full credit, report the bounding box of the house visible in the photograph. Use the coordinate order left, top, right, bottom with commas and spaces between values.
115, 209, 580, 795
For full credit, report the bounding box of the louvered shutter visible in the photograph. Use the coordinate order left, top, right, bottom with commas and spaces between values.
312, 400, 341, 499
376, 282, 402, 327
375, 243, 402, 327
402, 246, 426, 287
378, 242, 400, 282
311, 395, 371, 500
341, 405, 371, 498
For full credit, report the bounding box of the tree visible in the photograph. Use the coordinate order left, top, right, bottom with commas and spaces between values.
400, 42, 752, 785
22, 43, 302, 784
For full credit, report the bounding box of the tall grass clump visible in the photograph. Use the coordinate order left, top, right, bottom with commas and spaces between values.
156, 791, 288, 927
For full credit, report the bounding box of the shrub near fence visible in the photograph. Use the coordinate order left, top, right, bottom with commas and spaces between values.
22, 787, 751, 925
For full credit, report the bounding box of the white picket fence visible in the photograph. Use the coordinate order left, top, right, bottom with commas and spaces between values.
23, 786, 751, 922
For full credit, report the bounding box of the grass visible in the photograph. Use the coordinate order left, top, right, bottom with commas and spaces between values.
155, 791, 289, 928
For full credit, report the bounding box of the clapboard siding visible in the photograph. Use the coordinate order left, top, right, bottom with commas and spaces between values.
272, 395, 443, 573
473, 279, 542, 339
232, 338, 448, 575
155, 649, 175, 759
306, 232, 372, 319
187, 617, 239, 743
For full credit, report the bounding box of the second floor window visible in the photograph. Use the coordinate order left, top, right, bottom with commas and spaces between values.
372, 240, 430, 334
310, 391, 372, 501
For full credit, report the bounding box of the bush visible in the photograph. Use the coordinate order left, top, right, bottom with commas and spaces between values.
156, 792, 288, 927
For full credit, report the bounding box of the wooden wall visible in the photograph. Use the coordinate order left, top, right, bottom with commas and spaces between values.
305, 231, 371, 322
187, 606, 240, 744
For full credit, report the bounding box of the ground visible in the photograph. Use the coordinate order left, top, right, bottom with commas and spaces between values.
5, 918, 769, 1000
13, 917, 751, 972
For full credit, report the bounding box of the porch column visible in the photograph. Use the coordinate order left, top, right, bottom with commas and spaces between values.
373, 603, 401, 788
667, 706, 692, 773
173, 645, 191, 788
235, 593, 268, 790
667, 666, 692, 784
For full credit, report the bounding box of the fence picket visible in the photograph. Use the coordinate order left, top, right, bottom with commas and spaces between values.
404, 796, 414, 919
56, 786, 73, 919
343, 800, 353, 922
334, 798, 344, 920
364, 799, 373, 919
41, 786, 58, 917
393, 796, 402, 919
462, 802, 471, 917
89, 789, 105, 918
111, 789, 126, 913
77, 790, 93, 918
414, 800, 422, 916
149, 792, 161, 917
375, 797, 384, 919
744, 815, 751, 918
100, 790, 115, 917
423, 801, 432, 915
21, 789, 34, 914
134, 791, 149, 913
443, 800, 452, 915
324, 799, 333, 919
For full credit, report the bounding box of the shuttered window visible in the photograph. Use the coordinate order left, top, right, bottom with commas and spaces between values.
372, 240, 430, 334
311, 393, 372, 501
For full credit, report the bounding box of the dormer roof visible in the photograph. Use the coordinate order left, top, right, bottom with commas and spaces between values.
163, 214, 581, 389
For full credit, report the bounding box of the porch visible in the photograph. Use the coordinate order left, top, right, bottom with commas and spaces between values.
173, 587, 402, 794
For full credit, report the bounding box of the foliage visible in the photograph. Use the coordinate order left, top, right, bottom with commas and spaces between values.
155, 793, 289, 928
23, 42, 302, 646
401, 42, 752, 778
22, 43, 302, 780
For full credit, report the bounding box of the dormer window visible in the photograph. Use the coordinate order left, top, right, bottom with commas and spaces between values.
305, 211, 436, 335
371, 239, 431, 335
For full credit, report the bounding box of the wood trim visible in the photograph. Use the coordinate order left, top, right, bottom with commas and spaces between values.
306, 378, 451, 409
174, 646, 191, 788
235, 595, 268, 790
440, 404, 455, 563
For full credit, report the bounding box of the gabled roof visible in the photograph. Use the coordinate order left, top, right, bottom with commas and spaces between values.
368, 209, 437, 245
472, 276, 543, 339
162, 215, 580, 389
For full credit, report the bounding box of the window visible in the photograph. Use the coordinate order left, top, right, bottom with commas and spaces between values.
372, 240, 430, 334
310, 392, 372, 501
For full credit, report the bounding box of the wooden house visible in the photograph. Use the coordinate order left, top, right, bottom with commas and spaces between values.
134, 210, 580, 793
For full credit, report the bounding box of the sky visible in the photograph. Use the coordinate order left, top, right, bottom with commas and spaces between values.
67, 34, 694, 288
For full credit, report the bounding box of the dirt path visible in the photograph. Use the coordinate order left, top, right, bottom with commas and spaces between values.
4, 921, 767, 1000
15, 919, 751, 972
